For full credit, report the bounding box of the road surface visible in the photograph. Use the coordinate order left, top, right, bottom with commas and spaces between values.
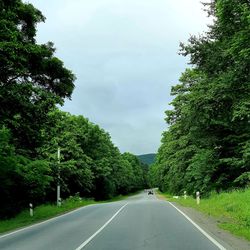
0, 192, 229, 250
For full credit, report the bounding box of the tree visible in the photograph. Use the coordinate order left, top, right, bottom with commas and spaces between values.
151, 0, 250, 195
0, 0, 75, 155
0, 127, 51, 218
122, 153, 145, 192
0, 126, 23, 218
0, 0, 147, 218
38, 109, 147, 201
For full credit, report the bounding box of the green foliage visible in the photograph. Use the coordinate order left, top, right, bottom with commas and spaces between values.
137, 153, 156, 165
150, 0, 250, 195
0, 127, 52, 218
122, 152, 145, 191
0, 108, 146, 219
233, 172, 250, 187
17, 159, 53, 202
0, 127, 24, 218
0, 1, 146, 219
36, 109, 147, 202
0, 0, 75, 154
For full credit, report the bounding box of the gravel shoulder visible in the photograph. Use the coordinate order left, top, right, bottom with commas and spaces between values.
156, 193, 250, 250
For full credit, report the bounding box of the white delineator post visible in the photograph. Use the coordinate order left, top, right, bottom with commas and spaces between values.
184, 191, 187, 199
196, 191, 200, 205
57, 147, 61, 207
29, 203, 33, 217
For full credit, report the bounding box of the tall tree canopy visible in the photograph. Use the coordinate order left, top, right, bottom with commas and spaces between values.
0, 0, 147, 219
0, 0, 75, 154
150, 0, 250, 195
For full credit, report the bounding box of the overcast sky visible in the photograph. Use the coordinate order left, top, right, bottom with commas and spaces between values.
28, 0, 211, 155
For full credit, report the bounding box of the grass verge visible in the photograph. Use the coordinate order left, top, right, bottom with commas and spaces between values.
0, 191, 139, 234
0, 197, 96, 234
103, 190, 141, 202
158, 188, 250, 241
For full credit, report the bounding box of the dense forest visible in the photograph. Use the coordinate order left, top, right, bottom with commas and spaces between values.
149, 0, 250, 195
0, 0, 147, 219
137, 154, 156, 166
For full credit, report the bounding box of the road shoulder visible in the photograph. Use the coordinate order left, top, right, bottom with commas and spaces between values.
156, 193, 250, 250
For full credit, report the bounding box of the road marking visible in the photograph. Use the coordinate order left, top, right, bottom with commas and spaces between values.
0, 204, 97, 239
75, 203, 128, 250
168, 202, 226, 250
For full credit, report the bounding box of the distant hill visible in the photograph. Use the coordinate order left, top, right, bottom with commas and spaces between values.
137, 153, 156, 166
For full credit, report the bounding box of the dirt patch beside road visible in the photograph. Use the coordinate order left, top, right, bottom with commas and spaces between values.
155, 192, 166, 201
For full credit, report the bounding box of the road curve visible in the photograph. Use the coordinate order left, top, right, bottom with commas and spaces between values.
0, 192, 229, 250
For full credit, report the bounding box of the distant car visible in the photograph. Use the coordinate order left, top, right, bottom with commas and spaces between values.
148, 190, 153, 195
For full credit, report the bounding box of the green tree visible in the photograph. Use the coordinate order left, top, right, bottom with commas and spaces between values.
122, 152, 145, 192
0, 0, 75, 155
0, 126, 23, 218
0, 0, 148, 218
0, 127, 51, 218
151, 0, 250, 195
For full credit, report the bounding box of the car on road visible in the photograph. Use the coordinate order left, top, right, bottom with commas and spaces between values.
148, 190, 153, 195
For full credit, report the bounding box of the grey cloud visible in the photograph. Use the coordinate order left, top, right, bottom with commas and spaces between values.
29, 0, 211, 154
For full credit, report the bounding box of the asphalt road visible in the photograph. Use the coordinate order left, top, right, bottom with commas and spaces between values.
0, 192, 228, 250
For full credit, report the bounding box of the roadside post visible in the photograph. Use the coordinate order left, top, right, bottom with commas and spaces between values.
29, 203, 33, 217
196, 191, 200, 205
57, 147, 61, 207
184, 191, 187, 199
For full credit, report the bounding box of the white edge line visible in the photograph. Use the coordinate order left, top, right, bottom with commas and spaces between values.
75, 203, 128, 250
168, 202, 226, 250
0, 204, 98, 239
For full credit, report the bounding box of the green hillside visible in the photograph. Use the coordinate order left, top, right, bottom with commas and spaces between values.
137, 154, 156, 165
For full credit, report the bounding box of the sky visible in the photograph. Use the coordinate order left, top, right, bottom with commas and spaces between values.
28, 0, 211, 155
